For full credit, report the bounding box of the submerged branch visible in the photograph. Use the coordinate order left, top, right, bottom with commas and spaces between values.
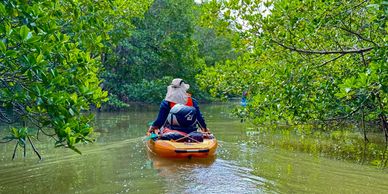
23, 139, 26, 158
28, 136, 42, 160
361, 107, 368, 143
12, 141, 18, 160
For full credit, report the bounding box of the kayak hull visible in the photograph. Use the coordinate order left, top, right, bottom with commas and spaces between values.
146, 134, 217, 158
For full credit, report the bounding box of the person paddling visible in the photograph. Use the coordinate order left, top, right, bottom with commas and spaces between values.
148, 78, 209, 135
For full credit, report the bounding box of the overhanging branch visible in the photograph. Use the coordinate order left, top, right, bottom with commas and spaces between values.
272, 39, 373, 55
337, 26, 379, 47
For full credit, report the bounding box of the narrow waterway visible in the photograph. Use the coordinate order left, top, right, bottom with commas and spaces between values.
0, 103, 388, 194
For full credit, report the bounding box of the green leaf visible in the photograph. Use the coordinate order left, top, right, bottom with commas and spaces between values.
64, 127, 71, 134
20, 25, 30, 40
27, 36, 41, 43
0, 3, 5, 14
36, 54, 44, 63
5, 50, 17, 57
0, 40, 6, 53
5, 23, 11, 36
36, 97, 43, 105
70, 93, 78, 103
224, 10, 231, 18
69, 108, 75, 116
70, 146, 82, 155
366, 4, 380, 10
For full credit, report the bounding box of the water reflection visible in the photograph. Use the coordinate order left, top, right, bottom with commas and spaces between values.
148, 153, 216, 174
147, 150, 272, 194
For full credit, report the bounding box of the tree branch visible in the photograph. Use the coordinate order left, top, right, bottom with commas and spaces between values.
338, 26, 379, 47
350, 0, 368, 12
324, 105, 362, 121
316, 54, 345, 67
361, 52, 367, 67
272, 39, 373, 55
324, 91, 372, 121
0, 139, 13, 143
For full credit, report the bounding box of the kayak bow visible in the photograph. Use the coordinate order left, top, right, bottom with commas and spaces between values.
145, 132, 217, 158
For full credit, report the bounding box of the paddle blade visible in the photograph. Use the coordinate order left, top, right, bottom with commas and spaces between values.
145, 133, 158, 141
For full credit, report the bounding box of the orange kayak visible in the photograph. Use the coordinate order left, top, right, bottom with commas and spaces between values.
145, 132, 218, 158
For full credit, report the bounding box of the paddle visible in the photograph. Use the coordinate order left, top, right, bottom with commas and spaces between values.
145, 121, 159, 140
145, 133, 158, 140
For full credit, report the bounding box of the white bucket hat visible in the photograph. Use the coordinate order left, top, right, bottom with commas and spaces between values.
165, 78, 190, 104
170, 78, 190, 90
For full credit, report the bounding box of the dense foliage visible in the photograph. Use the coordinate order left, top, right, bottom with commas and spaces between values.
195, 0, 388, 165
198, 0, 387, 129
0, 0, 240, 157
103, 0, 240, 105
0, 0, 151, 157
197, 0, 388, 149
103, 0, 202, 104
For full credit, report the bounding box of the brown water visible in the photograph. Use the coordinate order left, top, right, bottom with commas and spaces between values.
1, 103, 388, 194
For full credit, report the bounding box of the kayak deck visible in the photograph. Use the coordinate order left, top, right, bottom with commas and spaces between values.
146, 137, 217, 158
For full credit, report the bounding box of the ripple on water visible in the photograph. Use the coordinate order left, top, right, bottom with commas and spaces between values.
149, 156, 275, 194
187, 159, 275, 194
